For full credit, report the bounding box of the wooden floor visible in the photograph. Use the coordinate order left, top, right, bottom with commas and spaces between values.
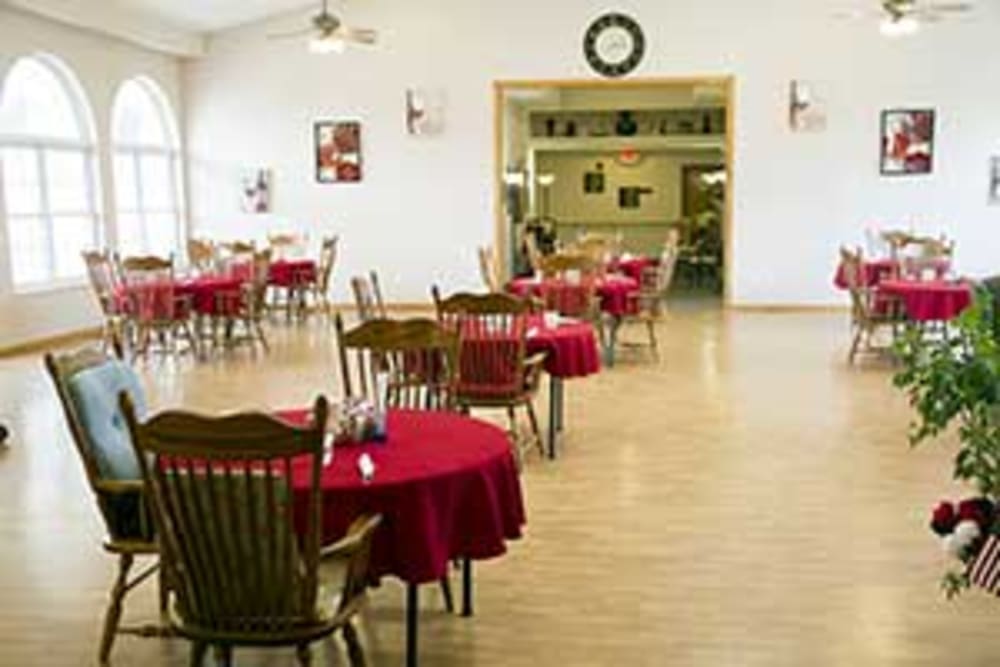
2, 300, 998, 666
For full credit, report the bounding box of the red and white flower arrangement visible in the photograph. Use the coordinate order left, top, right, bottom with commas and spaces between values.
930, 497, 996, 597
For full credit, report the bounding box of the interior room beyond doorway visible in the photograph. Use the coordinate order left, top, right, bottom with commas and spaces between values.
496, 78, 733, 300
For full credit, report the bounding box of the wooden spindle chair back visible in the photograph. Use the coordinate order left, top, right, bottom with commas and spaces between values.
477, 246, 501, 292
334, 314, 458, 412
187, 239, 215, 273
120, 255, 179, 323
82, 250, 120, 315
316, 236, 339, 295
121, 396, 330, 639
433, 290, 531, 400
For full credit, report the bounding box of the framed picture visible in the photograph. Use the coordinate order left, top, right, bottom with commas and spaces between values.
990, 156, 1000, 205
315, 120, 362, 183
880, 109, 935, 176
240, 168, 271, 213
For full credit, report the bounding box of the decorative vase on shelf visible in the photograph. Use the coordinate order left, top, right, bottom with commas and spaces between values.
702, 112, 713, 135
565, 120, 577, 137
545, 118, 556, 137
615, 111, 638, 137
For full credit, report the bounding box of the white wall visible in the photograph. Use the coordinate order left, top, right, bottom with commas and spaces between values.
184, 0, 1000, 306
0, 7, 184, 347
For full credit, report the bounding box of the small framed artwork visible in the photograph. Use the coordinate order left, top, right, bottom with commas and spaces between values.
583, 162, 605, 194
240, 168, 271, 213
990, 156, 1000, 205
880, 109, 935, 176
315, 120, 362, 183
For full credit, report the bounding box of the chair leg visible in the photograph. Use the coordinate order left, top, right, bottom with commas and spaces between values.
343, 620, 367, 667
439, 575, 454, 613
525, 400, 544, 457
847, 326, 863, 364
189, 641, 208, 667
98, 553, 134, 665
295, 642, 312, 666
212, 644, 232, 667
157, 564, 170, 622
646, 318, 659, 360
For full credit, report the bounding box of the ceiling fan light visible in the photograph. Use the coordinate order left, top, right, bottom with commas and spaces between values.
880, 15, 920, 37
308, 34, 346, 54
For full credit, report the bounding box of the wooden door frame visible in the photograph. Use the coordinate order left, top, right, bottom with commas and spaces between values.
492, 75, 736, 305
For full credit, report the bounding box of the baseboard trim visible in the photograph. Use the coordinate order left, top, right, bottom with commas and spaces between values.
0, 327, 101, 359
728, 304, 848, 314
0, 303, 434, 358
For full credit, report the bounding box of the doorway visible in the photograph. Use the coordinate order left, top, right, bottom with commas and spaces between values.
493, 77, 734, 303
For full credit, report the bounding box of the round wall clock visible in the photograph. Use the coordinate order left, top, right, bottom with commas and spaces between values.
583, 13, 645, 78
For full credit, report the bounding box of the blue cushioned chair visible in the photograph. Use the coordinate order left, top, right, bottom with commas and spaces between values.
45, 344, 169, 665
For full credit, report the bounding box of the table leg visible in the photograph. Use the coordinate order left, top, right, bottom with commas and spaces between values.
603, 317, 620, 367
406, 583, 418, 667
547, 375, 558, 460
461, 558, 473, 617
556, 377, 564, 432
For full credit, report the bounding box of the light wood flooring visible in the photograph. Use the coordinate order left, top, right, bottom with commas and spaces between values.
1, 301, 998, 666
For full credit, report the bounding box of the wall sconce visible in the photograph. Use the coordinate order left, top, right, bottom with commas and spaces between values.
406, 89, 426, 135
536, 173, 556, 187
789, 80, 812, 131
406, 88, 446, 136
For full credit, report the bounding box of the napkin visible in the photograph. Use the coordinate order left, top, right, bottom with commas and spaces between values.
358, 453, 375, 482
526, 327, 539, 339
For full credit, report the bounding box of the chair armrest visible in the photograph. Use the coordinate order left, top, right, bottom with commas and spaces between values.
523, 351, 548, 391
320, 513, 383, 562
93, 479, 146, 495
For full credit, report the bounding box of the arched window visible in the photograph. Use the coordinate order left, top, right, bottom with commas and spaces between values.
111, 78, 183, 257
0, 55, 100, 287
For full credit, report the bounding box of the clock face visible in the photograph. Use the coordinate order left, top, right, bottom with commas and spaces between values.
584, 13, 645, 78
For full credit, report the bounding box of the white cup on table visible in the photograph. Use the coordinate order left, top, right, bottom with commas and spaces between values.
543, 311, 560, 329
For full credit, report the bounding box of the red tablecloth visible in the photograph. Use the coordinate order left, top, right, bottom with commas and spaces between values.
269, 259, 317, 287
833, 259, 898, 289
526, 315, 600, 379
834, 257, 951, 289
280, 409, 525, 585
877, 279, 973, 322
175, 275, 244, 315
609, 256, 658, 283
508, 275, 640, 317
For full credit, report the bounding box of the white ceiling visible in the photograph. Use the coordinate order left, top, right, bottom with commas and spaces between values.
113, 0, 316, 33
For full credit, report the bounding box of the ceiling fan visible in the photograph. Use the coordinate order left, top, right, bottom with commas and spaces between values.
838, 0, 974, 36
269, 0, 377, 53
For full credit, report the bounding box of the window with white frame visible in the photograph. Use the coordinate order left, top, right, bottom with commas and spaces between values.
0, 55, 101, 288
111, 78, 183, 258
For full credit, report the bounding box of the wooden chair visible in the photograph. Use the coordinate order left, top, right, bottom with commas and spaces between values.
477, 246, 501, 292
901, 236, 954, 281
840, 246, 900, 364
267, 232, 307, 260
119, 255, 197, 360
523, 232, 543, 274
334, 315, 459, 611
621, 244, 679, 360
335, 314, 458, 413
311, 235, 339, 316
432, 288, 547, 463
44, 343, 169, 665
573, 234, 611, 264
214, 248, 272, 352
119, 395, 382, 667
537, 254, 602, 328
82, 250, 127, 351
186, 239, 215, 274
350, 272, 387, 323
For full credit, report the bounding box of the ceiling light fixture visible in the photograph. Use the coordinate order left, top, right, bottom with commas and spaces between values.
309, 35, 346, 54
880, 15, 920, 37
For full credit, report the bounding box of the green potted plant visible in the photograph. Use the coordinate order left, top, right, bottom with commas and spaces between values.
894, 289, 1000, 597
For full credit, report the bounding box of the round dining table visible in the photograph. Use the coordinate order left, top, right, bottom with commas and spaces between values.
268, 258, 317, 287
877, 279, 973, 322
525, 315, 601, 459
175, 275, 244, 315
833, 257, 951, 289
279, 408, 525, 667
507, 274, 639, 366
610, 255, 658, 283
